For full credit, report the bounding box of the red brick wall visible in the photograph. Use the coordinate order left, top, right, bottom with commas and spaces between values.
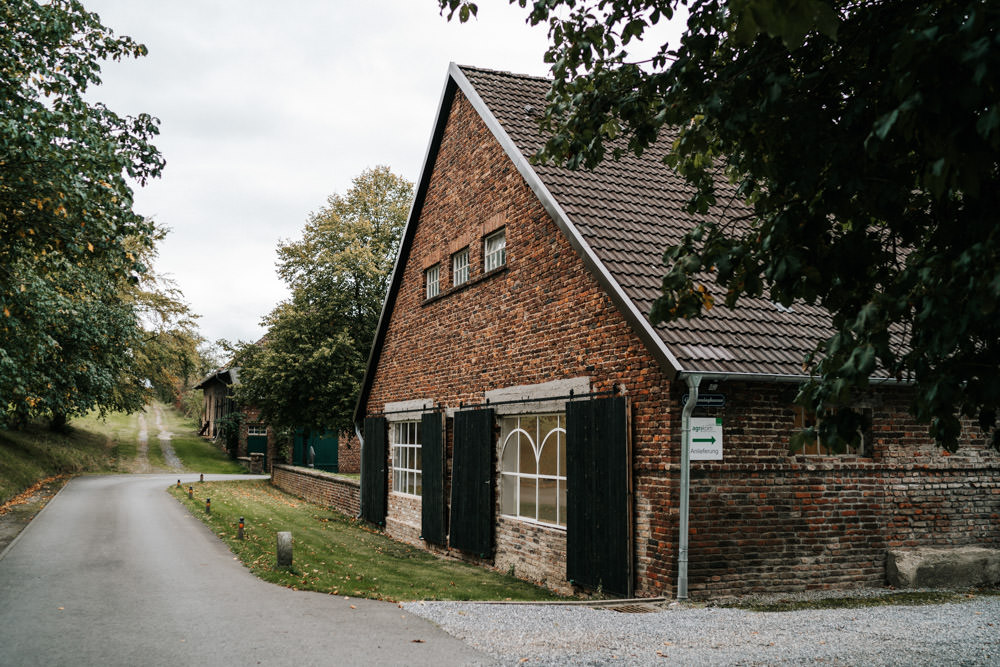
363, 89, 675, 595
681, 382, 1000, 598
360, 87, 1000, 599
338, 430, 361, 474
271, 465, 360, 518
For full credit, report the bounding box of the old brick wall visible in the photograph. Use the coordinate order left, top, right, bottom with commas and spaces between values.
362, 89, 676, 595
359, 84, 1000, 599
271, 465, 360, 518
680, 382, 1000, 598
338, 430, 361, 474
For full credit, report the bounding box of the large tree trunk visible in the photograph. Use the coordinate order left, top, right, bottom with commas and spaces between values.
49, 412, 69, 433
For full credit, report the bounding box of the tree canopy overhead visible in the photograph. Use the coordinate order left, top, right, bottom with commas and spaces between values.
442, 0, 1000, 450
1, 0, 165, 427
234, 166, 413, 435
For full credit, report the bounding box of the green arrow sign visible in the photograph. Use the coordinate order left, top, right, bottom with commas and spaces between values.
692, 436, 717, 445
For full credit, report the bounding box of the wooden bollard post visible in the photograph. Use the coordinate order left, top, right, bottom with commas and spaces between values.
176, 479, 181, 488
199, 473, 204, 483
277, 531, 292, 566
187, 486, 193, 500
205, 498, 211, 514
237, 517, 245, 540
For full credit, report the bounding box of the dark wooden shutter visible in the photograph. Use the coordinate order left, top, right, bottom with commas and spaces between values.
421, 412, 446, 545
449, 408, 495, 556
360, 416, 387, 526
566, 396, 632, 596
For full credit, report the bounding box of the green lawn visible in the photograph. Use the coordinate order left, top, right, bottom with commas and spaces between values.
169, 480, 564, 603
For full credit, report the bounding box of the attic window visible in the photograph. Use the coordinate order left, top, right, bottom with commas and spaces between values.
425, 264, 440, 299
484, 228, 506, 272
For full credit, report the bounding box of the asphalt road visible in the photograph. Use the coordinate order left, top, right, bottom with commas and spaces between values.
0, 474, 490, 666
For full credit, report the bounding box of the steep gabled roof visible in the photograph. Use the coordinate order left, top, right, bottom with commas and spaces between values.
194, 367, 239, 390
355, 63, 833, 423
459, 65, 833, 377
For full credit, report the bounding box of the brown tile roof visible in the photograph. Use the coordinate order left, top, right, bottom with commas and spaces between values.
459, 65, 833, 378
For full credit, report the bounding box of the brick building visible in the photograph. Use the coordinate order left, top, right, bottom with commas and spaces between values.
353, 64, 1000, 598
194, 367, 239, 440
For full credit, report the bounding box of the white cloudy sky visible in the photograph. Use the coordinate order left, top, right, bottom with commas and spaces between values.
83, 0, 552, 344
85, 1, 683, 346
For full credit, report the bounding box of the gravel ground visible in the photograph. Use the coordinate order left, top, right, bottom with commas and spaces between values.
403, 592, 1000, 665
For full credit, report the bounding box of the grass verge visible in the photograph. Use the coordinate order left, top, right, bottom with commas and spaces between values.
0, 423, 115, 504
718, 589, 1000, 612
169, 479, 564, 602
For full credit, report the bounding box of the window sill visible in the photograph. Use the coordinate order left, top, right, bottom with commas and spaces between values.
422, 265, 507, 306
500, 513, 567, 532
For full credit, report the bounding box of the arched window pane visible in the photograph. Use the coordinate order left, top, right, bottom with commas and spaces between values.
501, 473, 517, 516
519, 476, 536, 520
519, 432, 537, 476
538, 477, 557, 524
498, 413, 567, 528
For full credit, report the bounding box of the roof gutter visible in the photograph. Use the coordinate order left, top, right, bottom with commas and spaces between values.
675, 370, 907, 385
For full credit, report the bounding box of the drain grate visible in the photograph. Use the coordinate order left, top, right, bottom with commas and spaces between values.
604, 603, 662, 614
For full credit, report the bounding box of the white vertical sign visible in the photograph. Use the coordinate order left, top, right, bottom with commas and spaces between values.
690, 417, 723, 460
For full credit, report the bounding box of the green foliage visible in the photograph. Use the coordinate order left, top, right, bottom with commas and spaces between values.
234, 166, 413, 434
444, 0, 1000, 451
214, 412, 243, 459
1, 0, 164, 427
125, 224, 205, 407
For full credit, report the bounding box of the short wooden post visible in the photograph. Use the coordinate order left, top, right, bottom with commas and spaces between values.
188, 486, 193, 499
237, 517, 245, 540
277, 531, 292, 566
205, 498, 211, 514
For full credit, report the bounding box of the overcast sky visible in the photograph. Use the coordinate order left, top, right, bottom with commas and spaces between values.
82, 0, 555, 345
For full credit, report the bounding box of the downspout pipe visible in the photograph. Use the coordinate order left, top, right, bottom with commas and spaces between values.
677, 373, 702, 600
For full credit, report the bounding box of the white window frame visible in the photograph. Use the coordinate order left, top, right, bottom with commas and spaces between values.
484, 228, 506, 272
499, 413, 566, 528
247, 424, 267, 436
391, 420, 422, 497
452, 247, 470, 287
424, 264, 440, 299
792, 406, 872, 457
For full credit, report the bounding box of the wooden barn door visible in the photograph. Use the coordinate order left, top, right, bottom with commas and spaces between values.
360, 416, 387, 526
420, 411, 447, 545
449, 408, 495, 557
566, 396, 632, 596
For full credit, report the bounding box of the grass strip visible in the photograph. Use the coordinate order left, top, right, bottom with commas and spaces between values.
169, 480, 563, 602
158, 408, 245, 475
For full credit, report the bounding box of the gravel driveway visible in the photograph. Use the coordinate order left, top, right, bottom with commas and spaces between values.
404, 593, 1000, 665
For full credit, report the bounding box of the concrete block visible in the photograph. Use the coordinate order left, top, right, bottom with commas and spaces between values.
277, 531, 293, 567
886, 547, 1000, 588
